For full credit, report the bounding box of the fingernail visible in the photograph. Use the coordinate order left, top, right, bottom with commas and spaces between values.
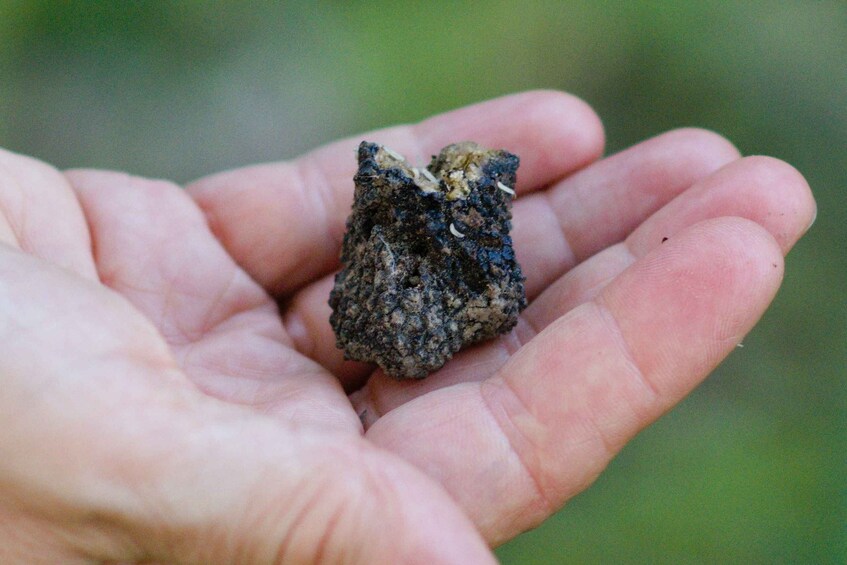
806, 206, 818, 232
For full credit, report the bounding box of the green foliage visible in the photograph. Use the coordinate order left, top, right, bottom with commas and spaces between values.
0, 1, 843, 562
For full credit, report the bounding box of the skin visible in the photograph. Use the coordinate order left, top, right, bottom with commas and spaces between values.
0, 91, 815, 563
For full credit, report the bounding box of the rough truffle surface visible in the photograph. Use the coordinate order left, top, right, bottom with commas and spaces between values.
329, 141, 526, 379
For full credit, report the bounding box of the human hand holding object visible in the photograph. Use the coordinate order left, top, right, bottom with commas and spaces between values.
0, 91, 814, 562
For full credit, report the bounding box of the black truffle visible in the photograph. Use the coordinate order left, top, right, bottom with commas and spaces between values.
329, 141, 526, 379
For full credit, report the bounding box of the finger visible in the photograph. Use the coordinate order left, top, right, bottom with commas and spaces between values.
354, 155, 815, 418
66, 170, 279, 347
65, 170, 359, 431
625, 155, 816, 256
515, 127, 741, 297
526, 155, 816, 330
365, 217, 787, 544
281, 128, 740, 385
0, 148, 97, 278
187, 90, 605, 295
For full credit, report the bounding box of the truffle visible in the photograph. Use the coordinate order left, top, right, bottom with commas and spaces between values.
329, 141, 526, 379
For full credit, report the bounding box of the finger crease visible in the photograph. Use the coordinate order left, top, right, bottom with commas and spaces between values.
500, 315, 539, 358
593, 299, 662, 407
479, 379, 557, 519
297, 158, 345, 252
540, 190, 578, 271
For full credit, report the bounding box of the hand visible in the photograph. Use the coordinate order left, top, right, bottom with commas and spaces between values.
0, 155, 489, 562
0, 91, 814, 563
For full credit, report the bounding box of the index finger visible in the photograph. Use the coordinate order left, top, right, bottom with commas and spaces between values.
187, 90, 604, 295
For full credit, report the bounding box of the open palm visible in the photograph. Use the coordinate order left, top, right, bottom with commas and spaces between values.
0, 92, 814, 563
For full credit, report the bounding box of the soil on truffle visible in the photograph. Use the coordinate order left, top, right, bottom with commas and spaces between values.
329, 141, 526, 379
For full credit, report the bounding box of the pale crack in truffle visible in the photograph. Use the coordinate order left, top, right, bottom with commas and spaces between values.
328, 141, 526, 379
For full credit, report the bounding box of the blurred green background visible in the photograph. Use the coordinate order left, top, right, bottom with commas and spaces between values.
0, 1, 843, 562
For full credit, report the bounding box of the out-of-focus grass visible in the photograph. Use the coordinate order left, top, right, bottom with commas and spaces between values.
0, 2, 844, 562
